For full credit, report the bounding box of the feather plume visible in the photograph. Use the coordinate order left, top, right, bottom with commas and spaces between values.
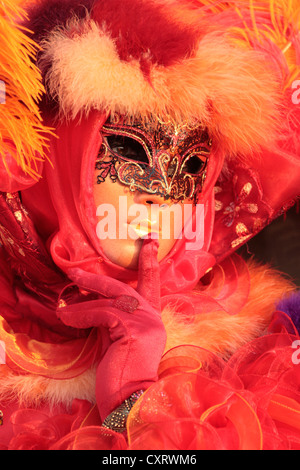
0, 0, 52, 179
194, 0, 300, 86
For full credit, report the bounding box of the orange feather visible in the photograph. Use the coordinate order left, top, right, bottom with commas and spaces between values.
0, 0, 53, 179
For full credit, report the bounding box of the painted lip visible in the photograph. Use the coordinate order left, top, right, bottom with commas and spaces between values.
130, 226, 160, 237
126, 219, 161, 237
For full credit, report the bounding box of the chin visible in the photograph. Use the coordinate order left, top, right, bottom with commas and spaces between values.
103, 239, 143, 270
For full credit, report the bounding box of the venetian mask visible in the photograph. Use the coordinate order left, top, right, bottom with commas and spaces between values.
95, 116, 212, 203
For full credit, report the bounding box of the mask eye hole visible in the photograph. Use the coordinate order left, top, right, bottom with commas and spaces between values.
106, 135, 149, 165
182, 154, 207, 174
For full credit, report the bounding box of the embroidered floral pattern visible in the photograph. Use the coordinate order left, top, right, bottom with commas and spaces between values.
212, 166, 273, 257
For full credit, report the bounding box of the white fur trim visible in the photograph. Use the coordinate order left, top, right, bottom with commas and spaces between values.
0, 366, 96, 409
40, 17, 281, 156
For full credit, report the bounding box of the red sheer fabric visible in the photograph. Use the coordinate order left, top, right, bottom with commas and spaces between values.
0, 110, 224, 384
1, 313, 299, 450
21, 111, 222, 291
0, 105, 299, 436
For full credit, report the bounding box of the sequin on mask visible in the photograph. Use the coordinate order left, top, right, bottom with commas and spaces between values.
95, 117, 212, 203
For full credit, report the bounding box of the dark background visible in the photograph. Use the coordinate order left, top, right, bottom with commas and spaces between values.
238, 204, 300, 287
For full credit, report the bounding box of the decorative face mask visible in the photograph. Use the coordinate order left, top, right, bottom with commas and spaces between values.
95, 117, 212, 203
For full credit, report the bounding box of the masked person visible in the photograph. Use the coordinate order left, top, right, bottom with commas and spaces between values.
0, 0, 300, 450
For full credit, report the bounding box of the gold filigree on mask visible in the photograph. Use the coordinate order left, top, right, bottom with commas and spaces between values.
96, 116, 212, 202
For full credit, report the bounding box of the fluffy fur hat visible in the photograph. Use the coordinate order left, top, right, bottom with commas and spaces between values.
23, 0, 299, 159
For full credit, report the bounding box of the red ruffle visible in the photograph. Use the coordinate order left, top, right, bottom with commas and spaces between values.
3, 312, 300, 450
127, 312, 300, 450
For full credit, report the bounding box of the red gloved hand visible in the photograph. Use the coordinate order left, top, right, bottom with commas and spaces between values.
58, 238, 166, 423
